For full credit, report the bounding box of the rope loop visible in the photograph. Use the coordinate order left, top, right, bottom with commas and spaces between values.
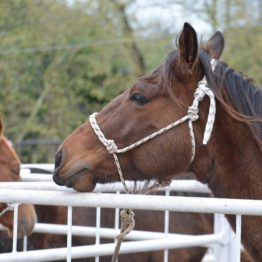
187, 105, 199, 121
211, 58, 218, 71
194, 84, 209, 101
118, 209, 135, 238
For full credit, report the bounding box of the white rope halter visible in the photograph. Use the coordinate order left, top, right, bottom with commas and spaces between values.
89, 59, 217, 193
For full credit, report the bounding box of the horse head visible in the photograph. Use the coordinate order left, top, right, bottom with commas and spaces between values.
53, 23, 224, 192
0, 119, 37, 238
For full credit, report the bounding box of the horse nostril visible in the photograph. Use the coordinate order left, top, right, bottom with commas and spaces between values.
55, 150, 63, 170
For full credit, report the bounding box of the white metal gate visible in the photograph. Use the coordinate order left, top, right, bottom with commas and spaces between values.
0, 164, 260, 262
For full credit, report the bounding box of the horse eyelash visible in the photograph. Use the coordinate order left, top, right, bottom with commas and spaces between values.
130, 93, 149, 105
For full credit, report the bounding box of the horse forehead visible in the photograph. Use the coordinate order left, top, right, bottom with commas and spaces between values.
131, 80, 165, 102
135, 78, 159, 90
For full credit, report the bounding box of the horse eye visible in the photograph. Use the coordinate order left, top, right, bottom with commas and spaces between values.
130, 93, 148, 105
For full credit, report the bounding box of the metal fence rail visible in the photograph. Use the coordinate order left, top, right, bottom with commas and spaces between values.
0, 165, 257, 262
0, 189, 261, 215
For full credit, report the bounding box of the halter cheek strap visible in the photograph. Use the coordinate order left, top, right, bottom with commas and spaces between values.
89, 59, 217, 192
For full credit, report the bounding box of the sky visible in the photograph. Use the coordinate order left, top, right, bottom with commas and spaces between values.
66, 0, 213, 40
133, 0, 212, 36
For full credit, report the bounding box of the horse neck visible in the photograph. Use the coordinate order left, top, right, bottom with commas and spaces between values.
206, 104, 262, 200
203, 103, 262, 262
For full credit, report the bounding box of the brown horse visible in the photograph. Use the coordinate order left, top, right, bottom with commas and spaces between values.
53, 23, 262, 261
0, 119, 36, 239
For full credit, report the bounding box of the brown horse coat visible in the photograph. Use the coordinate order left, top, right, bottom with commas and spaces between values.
0, 119, 36, 239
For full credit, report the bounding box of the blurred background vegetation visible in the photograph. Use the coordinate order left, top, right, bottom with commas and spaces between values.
0, 0, 261, 163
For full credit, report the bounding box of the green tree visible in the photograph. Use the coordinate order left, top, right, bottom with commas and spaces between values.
0, 0, 172, 162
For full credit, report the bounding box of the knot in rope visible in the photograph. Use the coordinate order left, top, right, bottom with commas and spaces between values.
211, 59, 218, 71
187, 105, 199, 121
106, 139, 118, 154
89, 113, 118, 154
190, 76, 216, 145
111, 209, 135, 262
194, 84, 209, 102
118, 209, 135, 239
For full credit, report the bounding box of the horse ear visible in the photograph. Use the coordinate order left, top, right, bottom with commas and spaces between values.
178, 22, 198, 68
204, 31, 225, 59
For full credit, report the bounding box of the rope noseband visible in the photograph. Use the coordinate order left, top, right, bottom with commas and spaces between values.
89, 59, 217, 261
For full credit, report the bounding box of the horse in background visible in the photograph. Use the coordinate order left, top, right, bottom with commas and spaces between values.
30, 174, 212, 262
0, 118, 36, 240
53, 22, 262, 261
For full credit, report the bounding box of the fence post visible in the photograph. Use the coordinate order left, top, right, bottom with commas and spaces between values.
12, 203, 19, 253
23, 236, 28, 251
67, 206, 73, 262
234, 215, 242, 262
163, 190, 170, 262
214, 213, 236, 262
95, 206, 101, 262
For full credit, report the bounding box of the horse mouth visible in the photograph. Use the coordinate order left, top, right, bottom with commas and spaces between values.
53, 168, 89, 188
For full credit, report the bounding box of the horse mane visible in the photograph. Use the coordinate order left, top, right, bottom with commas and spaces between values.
144, 48, 262, 144
199, 50, 262, 142
153, 48, 262, 148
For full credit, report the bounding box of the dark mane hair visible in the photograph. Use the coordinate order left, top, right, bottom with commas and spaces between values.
199, 50, 262, 140
144, 48, 262, 141
157, 48, 262, 144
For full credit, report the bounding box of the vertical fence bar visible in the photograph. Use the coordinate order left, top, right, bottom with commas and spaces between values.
163, 190, 170, 262
214, 213, 235, 262
12, 203, 19, 253
235, 215, 242, 262
114, 191, 120, 262
23, 236, 27, 251
114, 191, 120, 238
66, 206, 73, 262
95, 206, 101, 262
214, 213, 223, 262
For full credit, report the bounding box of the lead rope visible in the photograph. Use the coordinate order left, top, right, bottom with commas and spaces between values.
111, 209, 135, 262
89, 59, 217, 262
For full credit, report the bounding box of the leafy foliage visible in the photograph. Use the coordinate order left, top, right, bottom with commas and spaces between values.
0, 0, 260, 162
